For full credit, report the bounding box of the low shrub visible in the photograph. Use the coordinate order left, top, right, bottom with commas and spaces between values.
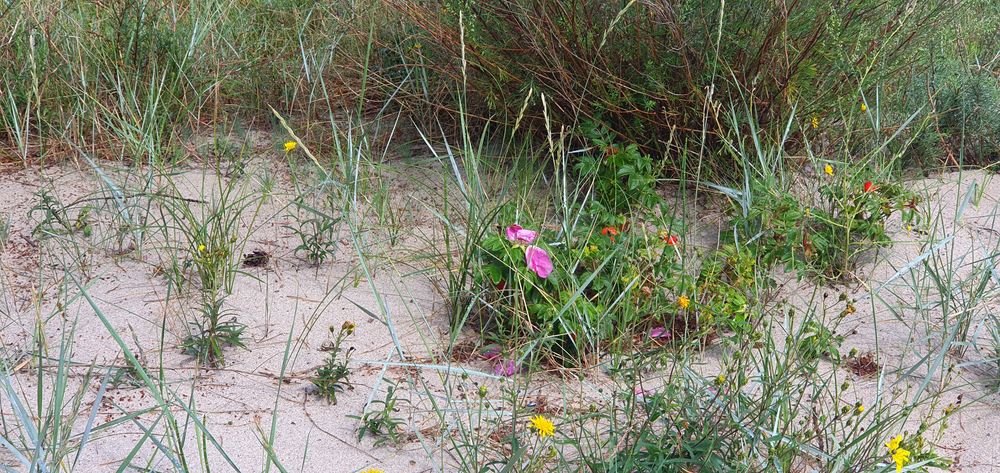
733, 165, 920, 280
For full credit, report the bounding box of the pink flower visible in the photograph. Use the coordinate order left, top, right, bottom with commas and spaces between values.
525, 245, 553, 279
649, 326, 671, 340
505, 224, 538, 245
493, 358, 519, 377
634, 385, 653, 400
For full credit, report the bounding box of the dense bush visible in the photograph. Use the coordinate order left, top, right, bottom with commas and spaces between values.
907, 59, 1000, 167
382, 0, 956, 175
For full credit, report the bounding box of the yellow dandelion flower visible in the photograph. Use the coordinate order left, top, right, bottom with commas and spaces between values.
861, 103, 868, 112
678, 295, 690, 309
529, 415, 555, 437
197, 244, 206, 253
283, 141, 297, 152
885, 434, 902, 452
891, 447, 910, 472
811, 115, 819, 129
824, 164, 834, 176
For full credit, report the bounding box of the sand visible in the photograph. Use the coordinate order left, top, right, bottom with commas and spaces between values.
1, 153, 999, 472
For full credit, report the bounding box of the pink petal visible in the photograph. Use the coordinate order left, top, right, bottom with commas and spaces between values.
505, 224, 537, 244
649, 327, 670, 339
505, 224, 522, 241
525, 245, 553, 279
493, 359, 519, 377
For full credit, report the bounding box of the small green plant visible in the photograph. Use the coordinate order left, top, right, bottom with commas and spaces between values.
690, 243, 762, 335
180, 299, 246, 367
796, 319, 843, 364
158, 165, 271, 296
288, 216, 340, 265
574, 124, 662, 217
30, 190, 74, 238
312, 321, 356, 404
350, 384, 407, 447
736, 172, 920, 280
0, 213, 10, 250
72, 206, 94, 238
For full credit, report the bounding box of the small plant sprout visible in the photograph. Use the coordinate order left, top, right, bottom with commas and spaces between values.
180, 299, 246, 367
351, 384, 407, 447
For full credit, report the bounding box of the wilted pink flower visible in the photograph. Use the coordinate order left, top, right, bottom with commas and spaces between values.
649, 326, 671, 340
494, 358, 519, 377
505, 224, 538, 245
525, 245, 553, 279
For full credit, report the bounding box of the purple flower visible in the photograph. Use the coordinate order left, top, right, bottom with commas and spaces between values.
649, 326, 671, 340
525, 245, 553, 279
493, 358, 519, 377
505, 224, 538, 245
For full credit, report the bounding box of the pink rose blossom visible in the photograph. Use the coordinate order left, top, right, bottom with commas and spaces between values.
525, 245, 553, 279
505, 224, 538, 245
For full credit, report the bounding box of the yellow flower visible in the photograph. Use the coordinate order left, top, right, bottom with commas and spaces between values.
359, 469, 384, 473
811, 115, 819, 129
716, 374, 726, 384
529, 415, 555, 437
197, 244, 206, 253
861, 103, 868, 112
283, 140, 297, 152
885, 434, 902, 452
856, 404, 864, 414
678, 295, 690, 309
341, 321, 356, 335
824, 164, 834, 176
891, 447, 910, 472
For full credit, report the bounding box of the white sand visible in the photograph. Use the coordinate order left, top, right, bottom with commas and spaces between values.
2, 156, 999, 472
